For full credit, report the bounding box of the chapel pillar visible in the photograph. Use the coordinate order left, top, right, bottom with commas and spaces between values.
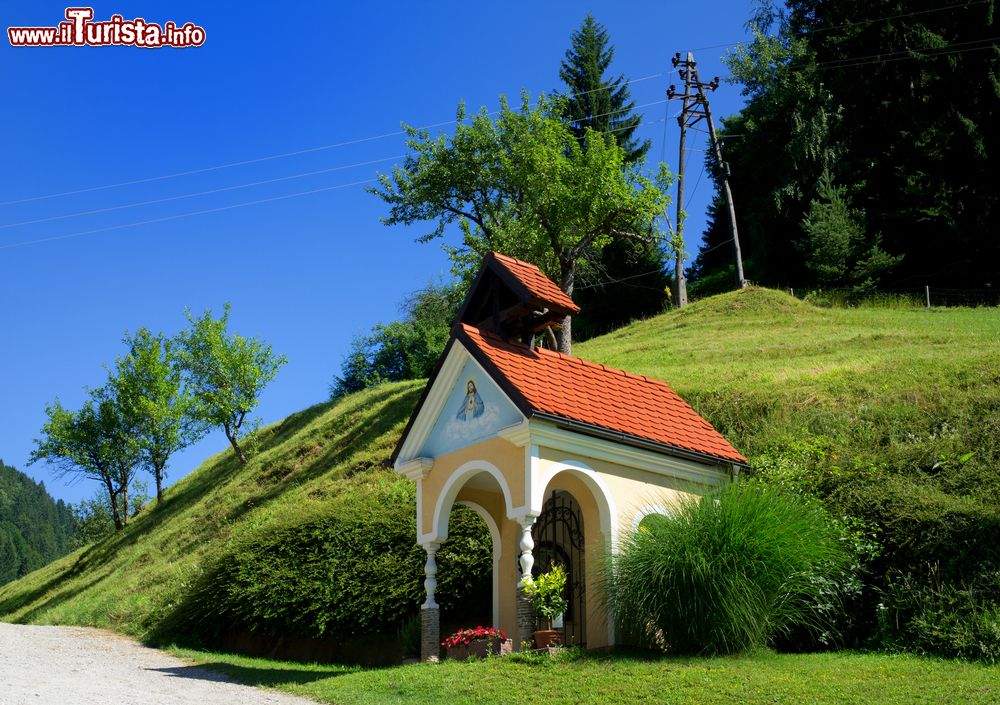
420, 541, 441, 662
515, 516, 537, 650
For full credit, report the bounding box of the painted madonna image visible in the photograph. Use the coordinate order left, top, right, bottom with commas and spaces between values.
456, 379, 485, 421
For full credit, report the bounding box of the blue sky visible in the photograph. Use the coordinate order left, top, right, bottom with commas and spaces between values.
0, 1, 755, 504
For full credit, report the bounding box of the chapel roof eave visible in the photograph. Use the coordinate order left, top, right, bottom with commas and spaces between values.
454, 324, 748, 468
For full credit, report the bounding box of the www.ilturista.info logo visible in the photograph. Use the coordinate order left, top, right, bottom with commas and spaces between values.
8, 7, 206, 48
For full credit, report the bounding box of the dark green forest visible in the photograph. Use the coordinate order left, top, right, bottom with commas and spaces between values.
693, 0, 999, 295
0, 459, 77, 585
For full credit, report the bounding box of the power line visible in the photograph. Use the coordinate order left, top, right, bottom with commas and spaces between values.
698, 237, 735, 257
0, 178, 377, 251
688, 0, 993, 53
576, 266, 666, 289
2, 112, 668, 251
0, 155, 403, 230
686, 164, 707, 210
816, 35, 1000, 68
1, 107, 666, 232
0, 73, 666, 208
799, 0, 991, 36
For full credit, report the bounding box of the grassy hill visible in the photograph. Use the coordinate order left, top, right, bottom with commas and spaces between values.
1, 287, 998, 660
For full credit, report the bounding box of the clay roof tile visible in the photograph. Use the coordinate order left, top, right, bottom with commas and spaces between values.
458, 323, 746, 465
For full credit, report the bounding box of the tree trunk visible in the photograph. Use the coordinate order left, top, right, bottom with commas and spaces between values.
120, 482, 129, 527
227, 433, 248, 465
223, 422, 248, 464
557, 262, 575, 355
154, 464, 164, 503
106, 480, 124, 531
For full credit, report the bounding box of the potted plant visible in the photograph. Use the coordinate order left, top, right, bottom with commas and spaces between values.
523, 564, 569, 649
441, 626, 511, 660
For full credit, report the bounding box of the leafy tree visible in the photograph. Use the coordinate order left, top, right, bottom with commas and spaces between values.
330, 281, 463, 399
29, 388, 142, 530
559, 14, 650, 163
177, 304, 287, 464
557, 15, 669, 336
110, 328, 206, 502
371, 94, 669, 353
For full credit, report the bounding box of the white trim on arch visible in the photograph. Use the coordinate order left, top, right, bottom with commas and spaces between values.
423, 459, 514, 545
530, 457, 619, 646
531, 459, 618, 544
457, 500, 502, 628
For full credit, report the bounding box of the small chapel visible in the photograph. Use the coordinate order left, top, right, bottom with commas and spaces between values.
391, 252, 747, 661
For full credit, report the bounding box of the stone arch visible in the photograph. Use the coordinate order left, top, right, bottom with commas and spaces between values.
430, 459, 513, 544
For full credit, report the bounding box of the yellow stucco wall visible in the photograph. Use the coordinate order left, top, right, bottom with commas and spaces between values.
417, 436, 526, 540
411, 429, 728, 649
534, 447, 715, 537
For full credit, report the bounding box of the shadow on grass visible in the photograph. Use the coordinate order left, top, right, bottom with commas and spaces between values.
152, 661, 354, 687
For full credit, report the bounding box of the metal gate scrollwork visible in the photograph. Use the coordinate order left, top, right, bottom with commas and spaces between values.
531, 490, 586, 647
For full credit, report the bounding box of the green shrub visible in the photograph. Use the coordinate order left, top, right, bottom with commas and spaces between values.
161, 484, 491, 644
606, 481, 849, 655
877, 570, 1000, 663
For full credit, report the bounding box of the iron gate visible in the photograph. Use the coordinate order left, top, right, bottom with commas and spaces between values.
531, 490, 586, 646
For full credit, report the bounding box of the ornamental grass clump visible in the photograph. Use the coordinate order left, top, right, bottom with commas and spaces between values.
607, 481, 848, 655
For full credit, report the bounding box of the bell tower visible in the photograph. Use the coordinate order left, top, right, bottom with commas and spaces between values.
455, 252, 579, 345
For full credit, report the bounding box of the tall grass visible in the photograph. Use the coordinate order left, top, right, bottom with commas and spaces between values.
606, 482, 848, 655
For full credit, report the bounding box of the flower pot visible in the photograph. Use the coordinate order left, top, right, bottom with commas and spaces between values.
444, 637, 511, 660
533, 629, 562, 649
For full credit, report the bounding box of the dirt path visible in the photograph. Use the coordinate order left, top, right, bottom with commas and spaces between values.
0, 623, 320, 705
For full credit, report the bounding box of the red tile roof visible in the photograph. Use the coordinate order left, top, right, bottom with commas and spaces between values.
458, 323, 746, 465
489, 252, 580, 315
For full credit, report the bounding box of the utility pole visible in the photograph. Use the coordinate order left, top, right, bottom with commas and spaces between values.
668, 52, 747, 290
670, 52, 693, 309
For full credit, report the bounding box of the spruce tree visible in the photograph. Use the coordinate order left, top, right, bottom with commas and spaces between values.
559, 14, 650, 163
558, 15, 667, 335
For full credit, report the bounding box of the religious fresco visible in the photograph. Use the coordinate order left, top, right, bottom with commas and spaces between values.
420, 359, 522, 458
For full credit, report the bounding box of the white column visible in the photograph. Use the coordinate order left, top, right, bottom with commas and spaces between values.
420, 542, 441, 662
518, 517, 536, 585
422, 542, 440, 609
516, 516, 538, 650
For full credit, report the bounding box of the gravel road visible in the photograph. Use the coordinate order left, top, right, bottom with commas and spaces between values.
0, 623, 320, 705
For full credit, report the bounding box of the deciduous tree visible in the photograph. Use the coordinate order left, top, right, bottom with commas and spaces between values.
371, 94, 669, 353
110, 328, 206, 503
557, 15, 669, 336
29, 388, 141, 531
176, 304, 286, 464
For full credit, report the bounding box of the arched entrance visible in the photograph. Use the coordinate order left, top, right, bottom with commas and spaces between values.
532, 490, 587, 646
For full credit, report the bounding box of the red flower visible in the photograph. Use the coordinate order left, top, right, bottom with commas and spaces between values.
441, 626, 508, 650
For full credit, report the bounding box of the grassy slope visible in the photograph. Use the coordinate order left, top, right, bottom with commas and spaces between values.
0, 381, 423, 636
577, 287, 1000, 467
3, 288, 998, 630
1, 287, 999, 702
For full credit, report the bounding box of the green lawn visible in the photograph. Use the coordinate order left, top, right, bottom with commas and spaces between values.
171, 647, 1000, 705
